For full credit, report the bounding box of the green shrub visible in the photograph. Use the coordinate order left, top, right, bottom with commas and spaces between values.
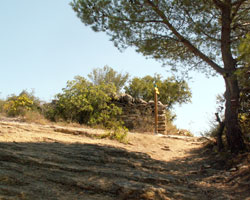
42, 102, 60, 122
239, 113, 250, 142
49, 76, 123, 127
45, 75, 129, 142
99, 122, 128, 143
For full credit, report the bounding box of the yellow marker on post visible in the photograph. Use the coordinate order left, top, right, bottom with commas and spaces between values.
155, 87, 159, 94
154, 84, 159, 134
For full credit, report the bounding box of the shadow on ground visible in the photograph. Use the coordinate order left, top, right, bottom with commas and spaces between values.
0, 141, 249, 200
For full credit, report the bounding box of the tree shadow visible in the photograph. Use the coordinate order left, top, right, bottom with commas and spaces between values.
0, 141, 248, 200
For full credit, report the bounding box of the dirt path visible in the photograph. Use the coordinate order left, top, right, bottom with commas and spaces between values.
0, 118, 249, 200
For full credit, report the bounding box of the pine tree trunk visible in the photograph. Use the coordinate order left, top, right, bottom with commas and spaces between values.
224, 75, 246, 153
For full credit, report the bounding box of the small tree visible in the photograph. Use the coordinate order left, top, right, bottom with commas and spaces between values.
125, 74, 191, 109
88, 65, 129, 94
3, 91, 38, 117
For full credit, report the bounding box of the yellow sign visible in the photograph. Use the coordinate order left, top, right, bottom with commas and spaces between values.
155, 87, 159, 94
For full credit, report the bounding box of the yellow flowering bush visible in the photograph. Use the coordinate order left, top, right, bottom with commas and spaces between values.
3, 94, 34, 117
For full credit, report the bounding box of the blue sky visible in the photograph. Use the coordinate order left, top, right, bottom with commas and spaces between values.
0, 0, 225, 135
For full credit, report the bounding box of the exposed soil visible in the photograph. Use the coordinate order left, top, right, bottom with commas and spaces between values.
0, 117, 249, 200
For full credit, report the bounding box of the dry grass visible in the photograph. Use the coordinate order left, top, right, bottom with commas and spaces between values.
22, 111, 49, 124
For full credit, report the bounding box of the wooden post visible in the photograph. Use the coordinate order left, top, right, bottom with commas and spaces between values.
154, 88, 158, 134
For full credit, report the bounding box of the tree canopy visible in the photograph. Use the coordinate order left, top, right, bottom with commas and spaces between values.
50, 76, 122, 127
70, 0, 249, 75
125, 74, 191, 108
70, 0, 249, 153
88, 65, 129, 93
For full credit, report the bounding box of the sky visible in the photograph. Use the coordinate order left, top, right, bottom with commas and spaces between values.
0, 0, 225, 136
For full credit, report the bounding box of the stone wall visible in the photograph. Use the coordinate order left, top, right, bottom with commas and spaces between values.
113, 94, 167, 134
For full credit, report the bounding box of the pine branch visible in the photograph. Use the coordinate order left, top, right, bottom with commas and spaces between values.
144, 0, 225, 75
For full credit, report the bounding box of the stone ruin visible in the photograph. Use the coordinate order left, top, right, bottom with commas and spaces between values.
112, 94, 167, 134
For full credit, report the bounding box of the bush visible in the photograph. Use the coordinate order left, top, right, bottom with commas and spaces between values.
42, 101, 61, 122
49, 76, 124, 127
237, 66, 250, 142
3, 93, 34, 117
2, 91, 43, 121
239, 113, 250, 142
237, 34, 250, 142
99, 122, 128, 143
0, 99, 5, 114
